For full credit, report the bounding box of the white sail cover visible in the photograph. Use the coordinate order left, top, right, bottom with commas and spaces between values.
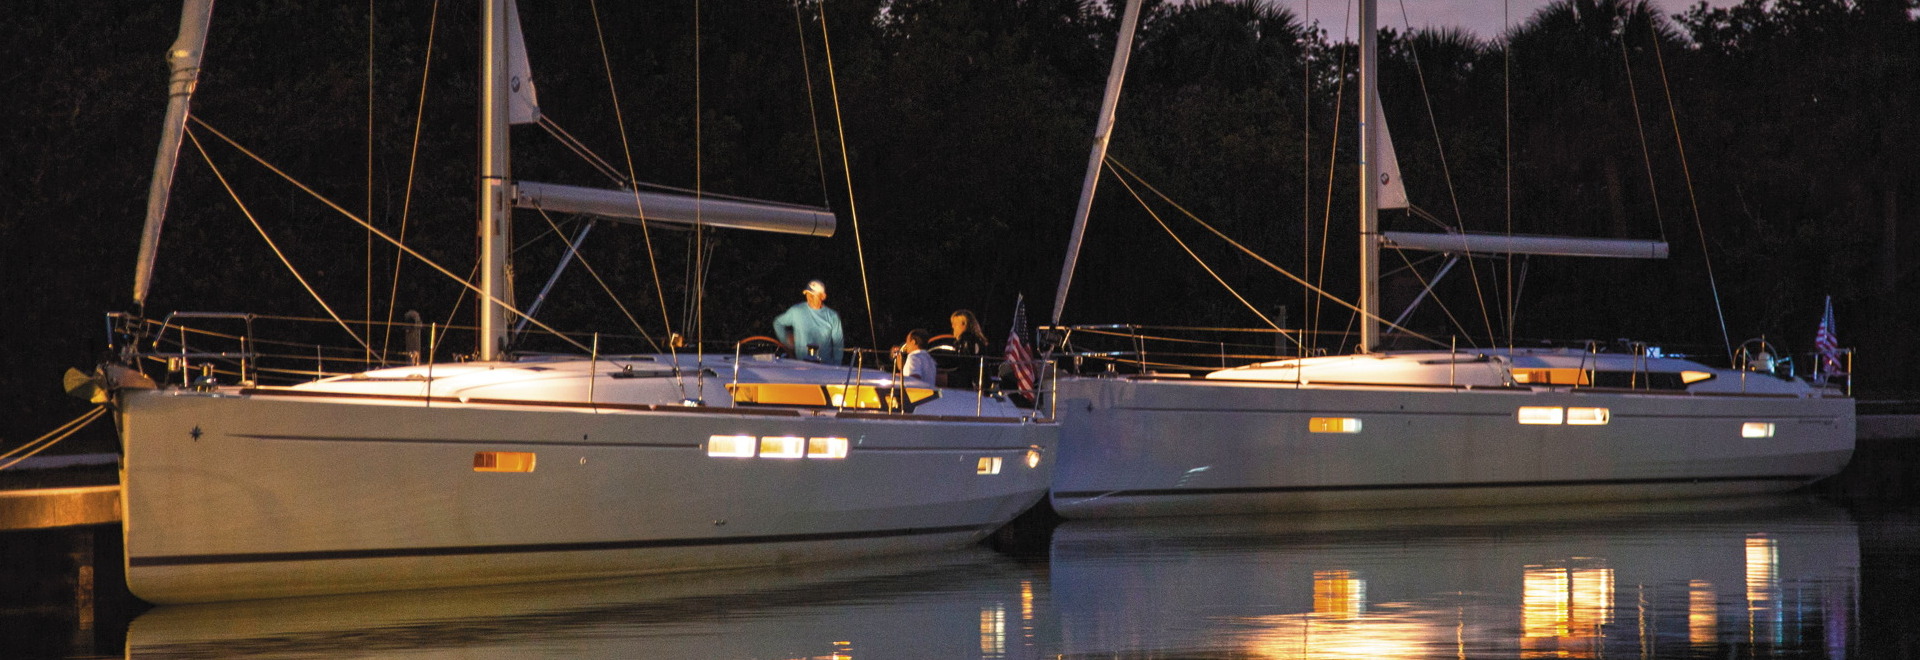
513, 181, 836, 237
506, 0, 539, 124
1381, 231, 1669, 259
1373, 89, 1408, 210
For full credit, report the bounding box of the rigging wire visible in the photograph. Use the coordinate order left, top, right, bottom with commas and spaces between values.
1107, 164, 1298, 346
692, 0, 707, 377
365, 0, 376, 367
1313, 0, 1357, 356
187, 129, 376, 358
586, 0, 684, 381
537, 116, 629, 187
1301, 0, 1313, 358
1646, 19, 1733, 362
187, 117, 594, 354
816, 0, 880, 356
1617, 20, 1670, 244
1389, 244, 1475, 344
793, 2, 833, 209
1503, 0, 1514, 345
1108, 156, 1441, 348
380, 0, 441, 366
1392, 0, 1498, 348
528, 208, 660, 350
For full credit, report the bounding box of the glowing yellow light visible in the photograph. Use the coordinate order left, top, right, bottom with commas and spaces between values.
1523, 566, 1571, 638
977, 457, 1003, 475
759, 435, 805, 459
1689, 579, 1718, 646
980, 604, 1006, 655
1742, 422, 1776, 438
1313, 569, 1365, 619
808, 437, 849, 459
472, 451, 536, 473
1021, 580, 1034, 621
1518, 406, 1565, 425
1680, 370, 1714, 384
1025, 449, 1042, 468
1746, 535, 1779, 605
1309, 417, 1363, 433
707, 434, 756, 457
1565, 407, 1610, 425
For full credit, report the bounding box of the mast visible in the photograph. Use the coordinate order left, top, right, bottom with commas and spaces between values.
478, 0, 513, 361
132, 0, 216, 311
1051, 0, 1144, 326
1357, 0, 1382, 352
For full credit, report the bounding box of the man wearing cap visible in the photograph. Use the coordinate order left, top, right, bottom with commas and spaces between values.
773, 280, 845, 364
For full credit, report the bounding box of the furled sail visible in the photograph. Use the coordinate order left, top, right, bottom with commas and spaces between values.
1373, 89, 1408, 211
1381, 231, 1669, 259
506, 0, 539, 125
512, 181, 836, 237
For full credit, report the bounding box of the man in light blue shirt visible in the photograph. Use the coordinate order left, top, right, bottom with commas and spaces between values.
773, 280, 845, 364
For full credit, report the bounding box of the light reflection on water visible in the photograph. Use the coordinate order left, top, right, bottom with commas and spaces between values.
121, 496, 1862, 659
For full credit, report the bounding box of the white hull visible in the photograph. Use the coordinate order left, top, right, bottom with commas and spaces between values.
118, 356, 1053, 604
1051, 351, 1853, 518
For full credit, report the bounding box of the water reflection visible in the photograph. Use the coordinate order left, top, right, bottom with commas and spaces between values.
128, 549, 1047, 659
121, 496, 1859, 659
1048, 496, 1858, 658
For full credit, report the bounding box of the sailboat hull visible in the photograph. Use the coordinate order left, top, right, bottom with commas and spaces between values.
1050, 375, 1853, 518
118, 386, 1051, 604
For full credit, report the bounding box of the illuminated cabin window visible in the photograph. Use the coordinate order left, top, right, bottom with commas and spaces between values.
727, 383, 937, 410
1517, 406, 1566, 425
473, 451, 536, 473
1511, 368, 1591, 386
727, 383, 829, 406
1742, 422, 1776, 438
1565, 407, 1611, 425
1681, 371, 1715, 384
1309, 417, 1363, 433
707, 434, 757, 457
760, 435, 806, 459
827, 384, 937, 409
977, 457, 1003, 475
807, 437, 849, 459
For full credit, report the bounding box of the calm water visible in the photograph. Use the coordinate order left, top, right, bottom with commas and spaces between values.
32, 495, 1920, 659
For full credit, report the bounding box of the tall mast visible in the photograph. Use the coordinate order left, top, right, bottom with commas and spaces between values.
478, 0, 513, 361
133, 0, 216, 311
1357, 0, 1382, 353
1051, 0, 1144, 326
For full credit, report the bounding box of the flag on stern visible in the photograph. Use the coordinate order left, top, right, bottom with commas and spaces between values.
1814, 295, 1842, 384
1005, 295, 1038, 398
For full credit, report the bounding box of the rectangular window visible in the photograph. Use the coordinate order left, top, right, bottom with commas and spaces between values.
1517, 406, 1565, 425
473, 451, 536, 473
1565, 407, 1611, 425
1511, 368, 1592, 386
707, 434, 756, 457
977, 457, 1003, 475
808, 437, 849, 459
759, 435, 806, 459
1309, 417, 1363, 433
1742, 422, 1776, 438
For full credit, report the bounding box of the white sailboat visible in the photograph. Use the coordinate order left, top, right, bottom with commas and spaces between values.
1043, 0, 1852, 518
99, 0, 1053, 604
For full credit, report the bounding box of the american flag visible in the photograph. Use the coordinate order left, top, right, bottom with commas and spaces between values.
1004, 295, 1037, 398
1815, 295, 1841, 382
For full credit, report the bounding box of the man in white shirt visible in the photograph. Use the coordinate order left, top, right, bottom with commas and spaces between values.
898, 329, 936, 384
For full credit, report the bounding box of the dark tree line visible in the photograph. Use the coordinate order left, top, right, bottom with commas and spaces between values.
3, 0, 1915, 450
